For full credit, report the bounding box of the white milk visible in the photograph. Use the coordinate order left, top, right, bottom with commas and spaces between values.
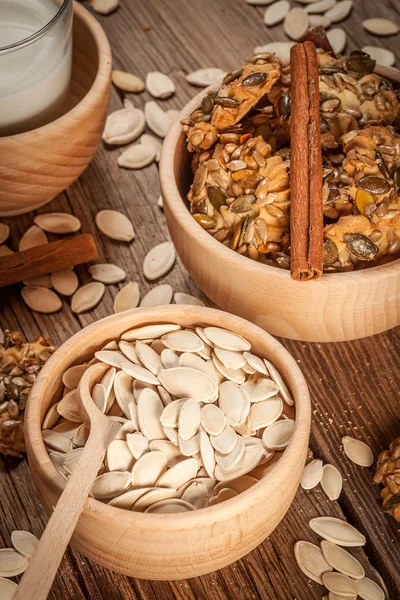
0, 0, 72, 136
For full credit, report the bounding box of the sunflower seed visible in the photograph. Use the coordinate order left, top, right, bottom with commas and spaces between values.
264, 0, 290, 26
146, 71, 175, 99
143, 241, 176, 280
11, 530, 39, 558
139, 284, 173, 307
71, 282, 105, 313
362, 17, 399, 35
158, 367, 217, 402
89, 263, 126, 284
0, 549, 28, 577
34, 212, 81, 234
342, 436, 374, 467
19, 225, 48, 251
0, 577, 18, 599
262, 419, 294, 450
113, 282, 140, 313
0, 223, 10, 245
201, 404, 226, 436
323, 572, 358, 597
118, 143, 156, 169
321, 540, 365, 579
95, 210, 135, 242
21, 286, 62, 313
185, 68, 225, 87
305, 0, 335, 12
174, 292, 205, 306
321, 464, 343, 500
325, 0, 353, 23
361, 46, 395, 67
327, 28, 347, 55
309, 517, 366, 546
294, 541, 333, 584
112, 70, 144, 92
283, 8, 309, 40
301, 459, 323, 490
355, 577, 385, 600
140, 133, 163, 162
144, 101, 171, 138
163, 330, 204, 353
50, 269, 79, 296
103, 100, 145, 145
122, 323, 180, 341
90, 0, 118, 14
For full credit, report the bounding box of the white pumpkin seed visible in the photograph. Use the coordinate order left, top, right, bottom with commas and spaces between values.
294, 541, 333, 584
92, 383, 107, 412
0, 577, 18, 600
42, 429, 71, 453
320, 540, 365, 579
327, 28, 347, 55
132, 380, 157, 399
163, 426, 179, 445
203, 327, 251, 352
52, 422, 79, 439
264, 358, 294, 405
140, 284, 173, 307
19, 225, 48, 251
113, 282, 140, 313
150, 440, 183, 466
323, 572, 358, 597
137, 388, 165, 440
63, 448, 84, 474
248, 397, 283, 430
201, 404, 226, 436
112, 70, 144, 92
103, 101, 145, 145
215, 435, 245, 471
264, 0, 290, 25
108, 487, 151, 509
106, 440, 135, 472
90, 0, 118, 14
185, 68, 225, 87
134, 487, 177, 511
300, 459, 323, 490
242, 352, 267, 375
308, 14, 331, 27
135, 341, 163, 375
253, 42, 294, 66
21, 286, 62, 313
57, 389, 81, 422
131, 451, 167, 487
146, 71, 175, 99
118, 341, 141, 364
283, 7, 308, 39
140, 133, 163, 162
215, 443, 264, 482
173, 291, 204, 306
355, 577, 385, 600
126, 432, 149, 459
309, 517, 366, 546
215, 488, 238, 504
241, 378, 279, 402
325, 0, 353, 23
0, 549, 28, 577
143, 241, 176, 280
158, 367, 217, 402
50, 269, 79, 296
112, 371, 134, 418
161, 349, 180, 369
262, 419, 294, 450
145, 498, 195, 513
118, 143, 156, 169
0, 245, 13, 257
121, 362, 159, 385
210, 424, 237, 455
34, 212, 81, 234
181, 481, 208, 509
89, 263, 126, 284
11, 530, 39, 558
321, 464, 343, 501
199, 429, 216, 478
363, 17, 399, 35
23, 273, 52, 288
122, 323, 180, 341
96, 210, 135, 242
156, 457, 198, 488
305, 0, 335, 12
219, 381, 249, 426
178, 399, 201, 441
342, 436, 374, 467
179, 352, 209, 377
214, 347, 246, 371
144, 101, 171, 138
71, 282, 105, 313
42, 404, 60, 429
179, 431, 201, 456
361, 46, 395, 67
163, 330, 204, 353
0, 223, 10, 245
91, 471, 132, 500
160, 399, 186, 428
213, 475, 257, 496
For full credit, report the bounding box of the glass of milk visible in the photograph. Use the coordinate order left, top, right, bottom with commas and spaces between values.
0, 0, 73, 136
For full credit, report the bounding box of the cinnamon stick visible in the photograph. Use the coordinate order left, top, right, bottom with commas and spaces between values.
290, 41, 323, 281
0, 234, 98, 288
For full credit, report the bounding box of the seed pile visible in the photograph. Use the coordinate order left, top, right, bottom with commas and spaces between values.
182, 46, 400, 272
41, 323, 296, 513
0, 330, 56, 457
294, 516, 387, 599
374, 436, 400, 523
0, 530, 40, 598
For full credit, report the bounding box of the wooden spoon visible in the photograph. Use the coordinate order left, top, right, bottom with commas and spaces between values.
14, 363, 121, 600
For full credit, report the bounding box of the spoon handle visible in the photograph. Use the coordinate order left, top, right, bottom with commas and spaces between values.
14, 420, 118, 600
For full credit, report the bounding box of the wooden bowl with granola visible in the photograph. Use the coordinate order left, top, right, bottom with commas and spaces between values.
160, 39, 400, 342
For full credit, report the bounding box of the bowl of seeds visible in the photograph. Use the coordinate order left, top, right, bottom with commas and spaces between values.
24, 305, 310, 580
160, 35, 400, 342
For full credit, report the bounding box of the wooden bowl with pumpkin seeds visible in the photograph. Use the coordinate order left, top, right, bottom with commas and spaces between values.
24, 305, 310, 580
159, 66, 400, 343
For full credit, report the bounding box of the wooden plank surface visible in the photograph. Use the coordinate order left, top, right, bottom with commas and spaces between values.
1, 0, 400, 598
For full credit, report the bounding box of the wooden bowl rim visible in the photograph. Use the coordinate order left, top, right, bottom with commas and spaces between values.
26, 305, 311, 526
4, 1, 112, 141
159, 80, 400, 287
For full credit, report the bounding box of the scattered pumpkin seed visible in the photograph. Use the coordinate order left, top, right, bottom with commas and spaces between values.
21, 286, 62, 313
71, 282, 105, 313
112, 70, 144, 92
113, 282, 140, 313
95, 210, 135, 242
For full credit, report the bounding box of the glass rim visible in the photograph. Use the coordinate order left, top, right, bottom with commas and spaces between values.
0, 0, 72, 55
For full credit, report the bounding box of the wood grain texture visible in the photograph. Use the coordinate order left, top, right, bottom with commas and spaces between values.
0, 0, 400, 598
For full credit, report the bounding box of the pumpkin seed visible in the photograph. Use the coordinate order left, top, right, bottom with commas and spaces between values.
89, 0, 119, 14
301, 459, 323, 490
103, 101, 145, 145
161, 349, 180, 370
136, 341, 163, 375
201, 404, 226, 436
158, 367, 217, 402
11, 530, 39, 558
118, 143, 156, 169
327, 28, 347, 55
21, 286, 62, 313
362, 18, 399, 36
143, 241, 176, 280
248, 397, 283, 430
214, 348, 246, 371
131, 451, 167, 487
150, 439, 183, 466
215, 442, 264, 482
34, 212, 81, 234
213, 96, 240, 108
146, 71, 175, 99
322, 572, 358, 597
57, 389, 81, 422
262, 419, 294, 450
264, 0, 290, 25
305, 0, 334, 12
294, 541, 333, 584
126, 432, 149, 459
186, 68, 225, 87
180, 481, 208, 509
308, 14, 331, 27
112, 70, 144, 92
96, 210, 135, 242
50, 269, 79, 296
92, 471, 132, 500
42, 429, 71, 453
122, 323, 180, 341
0, 549, 28, 577
113, 282, 140, 313
156, 457, 198, 488
212, 354, 245, 384
134, 487, 178, 511
163, 330, 204, 353
342, 436, 374, 467
19, 225, 48, 251
355, 577, 385, 600
215, 435, 245, 471
144, 101, 171, 138
283, 8, 309, 40
325, 0, 353, 23
361, 46, 395, 67
145, 498, 196, 513
106, 440, 134, 472
108, 487, 151, 509
309, 517, 366, 546
345, 234, 378, 261
122, 362, 159, 386
118, 341, 141, 365
219, 381, 249, 426
321, 540, 365, 579
71, 282, 105, 313
203, 327, 251, 352
242, 72, 267, 87
241, 378, 279, 402
23, 274, 52, 288
140, 133, 163, 162
89, 263, 126, 284
321, 464, 343, 500
113, 371, 135, 418
139, 284, 173, 307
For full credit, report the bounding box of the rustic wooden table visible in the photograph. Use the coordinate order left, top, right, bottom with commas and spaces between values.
1, 1, 400, 598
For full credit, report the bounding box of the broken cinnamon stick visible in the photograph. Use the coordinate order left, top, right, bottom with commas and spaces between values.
290, 41, 323, 281
0, 234, 98, 288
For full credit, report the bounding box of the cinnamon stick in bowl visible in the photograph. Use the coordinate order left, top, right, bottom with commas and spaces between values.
290, 41, 323, 281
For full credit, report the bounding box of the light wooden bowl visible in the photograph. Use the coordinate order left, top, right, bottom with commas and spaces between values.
159, 69, 400, 343
0, 1, 112, 217
25, 306, 311, 580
